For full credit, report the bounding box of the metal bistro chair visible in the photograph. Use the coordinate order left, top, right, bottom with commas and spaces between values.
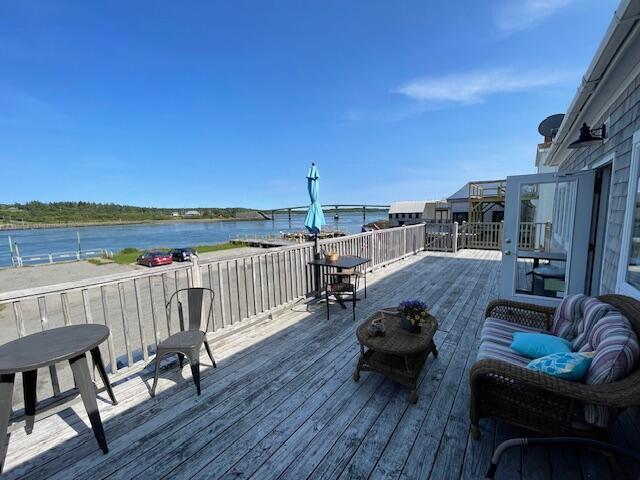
150, 287, 216, 397
325, 269, 361, 321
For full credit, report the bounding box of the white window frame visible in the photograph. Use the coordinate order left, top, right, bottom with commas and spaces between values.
617, 129, 640, 299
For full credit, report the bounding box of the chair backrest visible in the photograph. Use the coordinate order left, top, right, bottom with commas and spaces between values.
166, 288, 215, 332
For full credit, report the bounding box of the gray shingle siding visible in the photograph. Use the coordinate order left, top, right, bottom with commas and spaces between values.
558, 71, 640, 294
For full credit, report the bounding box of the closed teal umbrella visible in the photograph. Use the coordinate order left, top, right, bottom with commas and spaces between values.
304, 163, 326, 235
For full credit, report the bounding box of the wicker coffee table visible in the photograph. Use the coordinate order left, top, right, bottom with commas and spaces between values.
354, 308, 438, 403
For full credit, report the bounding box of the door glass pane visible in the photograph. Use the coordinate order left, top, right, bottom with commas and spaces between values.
515, 181, 574, 298
625, 166, 640, 288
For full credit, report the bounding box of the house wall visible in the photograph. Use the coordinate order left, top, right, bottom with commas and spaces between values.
558, 70, 640, 294
388, 212, 424, 227
449, 199, 504, 223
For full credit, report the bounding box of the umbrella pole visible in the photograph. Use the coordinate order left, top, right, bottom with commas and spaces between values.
314, 234, 321, 298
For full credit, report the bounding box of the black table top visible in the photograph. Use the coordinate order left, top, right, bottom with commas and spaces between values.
518, 250, 567, 261
0, 324, 109, 374
308, 255, 369, 269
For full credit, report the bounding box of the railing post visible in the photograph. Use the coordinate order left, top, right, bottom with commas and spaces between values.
190, 254, 203, 288
452, 222, 459, 254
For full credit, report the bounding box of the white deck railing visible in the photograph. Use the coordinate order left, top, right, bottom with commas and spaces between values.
0, 223, 427, 406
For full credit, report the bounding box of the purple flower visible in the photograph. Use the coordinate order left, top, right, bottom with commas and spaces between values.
399, 299, 429, 326
399, 299, 428, 311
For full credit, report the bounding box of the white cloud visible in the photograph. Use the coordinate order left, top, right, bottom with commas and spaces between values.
341, 109, 362, 122
394, 68, 577, 105
494, 0, 574, 33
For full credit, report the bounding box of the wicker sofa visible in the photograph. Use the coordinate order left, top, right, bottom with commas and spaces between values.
470, 294, 640, 439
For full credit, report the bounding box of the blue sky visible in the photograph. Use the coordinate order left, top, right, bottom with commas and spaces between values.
0, 0, 619, 209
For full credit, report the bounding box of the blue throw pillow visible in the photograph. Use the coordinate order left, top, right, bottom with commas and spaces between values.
527, 352, 595, 380
511, 332, 571, 359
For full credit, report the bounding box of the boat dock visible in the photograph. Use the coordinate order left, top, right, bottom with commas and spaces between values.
230, 230, 347, 248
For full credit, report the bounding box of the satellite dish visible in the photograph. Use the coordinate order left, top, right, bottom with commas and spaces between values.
538, 114, 565, 138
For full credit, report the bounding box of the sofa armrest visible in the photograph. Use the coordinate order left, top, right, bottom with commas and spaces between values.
470, 359, 639, 408
485, 299, 555, 330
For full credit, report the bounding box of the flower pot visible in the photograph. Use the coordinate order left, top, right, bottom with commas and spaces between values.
400, 314, 421, 334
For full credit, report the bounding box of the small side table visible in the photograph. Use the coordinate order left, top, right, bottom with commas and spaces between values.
354, 308, 438, 403
0, 324, 117, 472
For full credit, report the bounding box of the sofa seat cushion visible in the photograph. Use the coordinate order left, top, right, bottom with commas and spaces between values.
476, 317, 544, 368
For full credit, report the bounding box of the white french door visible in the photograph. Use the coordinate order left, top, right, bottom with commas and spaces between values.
501, 171, 595, 306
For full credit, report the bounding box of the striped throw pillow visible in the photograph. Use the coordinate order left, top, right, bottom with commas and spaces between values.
581, 313, 640, 427
571, 298, 617, 351
552, 294, 588, 340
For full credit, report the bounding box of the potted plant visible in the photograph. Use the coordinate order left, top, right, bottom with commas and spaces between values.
399, 300, 430, 334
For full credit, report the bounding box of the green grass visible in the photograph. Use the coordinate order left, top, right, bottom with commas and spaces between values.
113, 247, 144, 265
193, 242, 240, 253
112, 242, 242, 265
87, 258, 111, 266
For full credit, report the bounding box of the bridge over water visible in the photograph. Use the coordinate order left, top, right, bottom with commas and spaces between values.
258, 204, 390, 222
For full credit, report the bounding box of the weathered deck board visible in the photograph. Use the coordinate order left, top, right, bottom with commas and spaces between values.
1, 250, 625, 479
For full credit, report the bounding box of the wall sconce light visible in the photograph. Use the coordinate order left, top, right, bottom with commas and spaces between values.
568, 122, 606, 149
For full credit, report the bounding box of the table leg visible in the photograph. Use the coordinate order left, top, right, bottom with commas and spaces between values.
430, 340, 439, 358
313, 264, 321, 299
364, 270, 367, 299
22, 370, 37, 434
0, 373, 15, 474
404, 355, 418, 403
69, 354, 108, 454
90, 347, 117, 406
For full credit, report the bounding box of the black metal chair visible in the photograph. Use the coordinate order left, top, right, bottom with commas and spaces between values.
150, 287, 216, 397
325, 270, 360, 321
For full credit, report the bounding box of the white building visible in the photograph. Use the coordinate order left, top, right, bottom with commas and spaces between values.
388, 201, 448, 227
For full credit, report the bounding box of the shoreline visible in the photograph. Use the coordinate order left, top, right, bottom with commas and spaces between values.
0, 216, 269, 232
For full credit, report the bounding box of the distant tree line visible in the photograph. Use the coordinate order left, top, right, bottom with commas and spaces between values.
0, 201, 258, 224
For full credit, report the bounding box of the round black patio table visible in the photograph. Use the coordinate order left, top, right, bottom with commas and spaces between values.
0, 324, 117, 473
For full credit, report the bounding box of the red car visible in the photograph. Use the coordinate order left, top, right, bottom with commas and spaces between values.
137, 251, 173, 267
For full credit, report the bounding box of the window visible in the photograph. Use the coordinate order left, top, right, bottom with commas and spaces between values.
452, 212, 468, 223
619, 130, 640, 296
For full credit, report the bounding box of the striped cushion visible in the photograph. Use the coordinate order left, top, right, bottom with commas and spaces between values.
477, 339, 531, 368
571, 298, 617, 351
580, 313, 640, 427
552, 294, 588, 340
476, 318, 543, 367
481, 317, 544, 345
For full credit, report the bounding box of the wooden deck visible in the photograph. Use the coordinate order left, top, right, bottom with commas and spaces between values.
1, 250, 623, 479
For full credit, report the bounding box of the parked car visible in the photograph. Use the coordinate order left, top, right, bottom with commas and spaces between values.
169, 247, 197, 262
137, 251, 173, 267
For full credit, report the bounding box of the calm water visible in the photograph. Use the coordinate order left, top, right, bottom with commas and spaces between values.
1, 212, 385, 267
